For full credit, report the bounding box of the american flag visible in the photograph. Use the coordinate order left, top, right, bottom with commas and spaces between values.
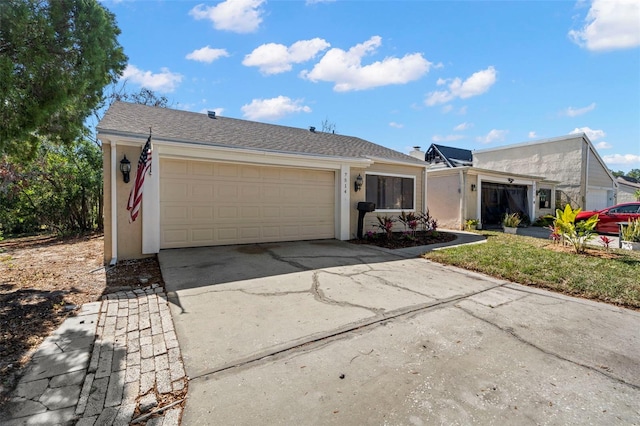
127, 135, 152, 222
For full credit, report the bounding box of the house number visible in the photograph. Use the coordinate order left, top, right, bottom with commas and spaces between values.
344, 172, 348, 194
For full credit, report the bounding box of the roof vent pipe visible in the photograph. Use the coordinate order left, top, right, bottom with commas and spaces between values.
207, 111, 216, 119
309, 126, 316, 133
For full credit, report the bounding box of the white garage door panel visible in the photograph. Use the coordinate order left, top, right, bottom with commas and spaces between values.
160, 159, 335, 248
586, 189, 608, 211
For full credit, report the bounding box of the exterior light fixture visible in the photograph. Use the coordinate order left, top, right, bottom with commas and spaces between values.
508, 178, 514, 184
471, 184, 477, 192
120, 155, 131, 183
354, 174, 363, 192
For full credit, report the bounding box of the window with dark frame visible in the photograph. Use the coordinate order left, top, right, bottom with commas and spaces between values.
365, 174, 414, 210
539, 188, 551, 209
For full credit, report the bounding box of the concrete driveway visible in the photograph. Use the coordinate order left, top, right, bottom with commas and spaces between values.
159, 238, 640, 425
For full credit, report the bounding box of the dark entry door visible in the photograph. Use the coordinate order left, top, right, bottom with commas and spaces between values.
481, 183, 529, 226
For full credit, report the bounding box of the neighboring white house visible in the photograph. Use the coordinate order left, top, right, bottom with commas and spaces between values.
473, 134, 617, 211
98, 102, 428, 263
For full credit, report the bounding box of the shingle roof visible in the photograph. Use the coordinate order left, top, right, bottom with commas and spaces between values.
97, 102, 425, 165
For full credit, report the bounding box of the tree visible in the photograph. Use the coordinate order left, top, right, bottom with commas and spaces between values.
0, 138, 103, 234
321, 117, 337, 134
0, 0, 127, 159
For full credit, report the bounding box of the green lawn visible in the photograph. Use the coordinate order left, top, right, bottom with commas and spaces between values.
423, 231, 640, 310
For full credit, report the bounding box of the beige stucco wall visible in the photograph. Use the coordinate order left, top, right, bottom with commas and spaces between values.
426, 171, 462, 230
474, 137, 585, 208
102, 142, 149, 264
353, 163, 425, 238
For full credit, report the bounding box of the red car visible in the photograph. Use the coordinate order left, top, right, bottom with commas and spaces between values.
575, 202, 640, 234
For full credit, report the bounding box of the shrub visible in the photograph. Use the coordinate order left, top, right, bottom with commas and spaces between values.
376, 215, 395, 239
621, 219, 640, 243
553, 204, 598, 254
502, 213, 522, 228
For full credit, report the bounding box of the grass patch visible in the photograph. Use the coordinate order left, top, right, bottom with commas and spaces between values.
423, 231, 640, 310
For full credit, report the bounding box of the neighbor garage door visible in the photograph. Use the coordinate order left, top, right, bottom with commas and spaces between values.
159, 159, 335, 248
586, 188, 608, 211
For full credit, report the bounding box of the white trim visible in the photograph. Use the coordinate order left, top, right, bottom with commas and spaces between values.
337, 165, 351, 240
364, 171, 417, 212
110, 143, 118, 265
100, 134, 372, 170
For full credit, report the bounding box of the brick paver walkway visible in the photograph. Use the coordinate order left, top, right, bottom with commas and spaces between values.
3, 284, 187, 425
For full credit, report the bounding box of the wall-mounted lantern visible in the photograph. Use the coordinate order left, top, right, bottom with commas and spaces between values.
120, 155, 131, 183
354, 174, 363, 192
471, 184, 477, 192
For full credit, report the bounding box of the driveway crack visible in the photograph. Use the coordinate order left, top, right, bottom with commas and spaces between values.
456, 304, 640, 391
311, 271, 382, 315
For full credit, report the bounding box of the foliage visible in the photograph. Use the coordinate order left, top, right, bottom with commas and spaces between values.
553, 204, 598, 254
610, 168, 640, 180
0, 139, 102, 234
599, 235, 613, 250
375, 215, 395, 239
417, 210, 437, 232
533, 215, 555, 227
423, 230, 640, 310
465, 218, 479, 231
635, 189, 640, 202
621, 219, 640, 243
0, 0, 127, 158
502, 213, 522, 228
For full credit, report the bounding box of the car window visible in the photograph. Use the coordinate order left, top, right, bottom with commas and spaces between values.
612, 205, 640, 214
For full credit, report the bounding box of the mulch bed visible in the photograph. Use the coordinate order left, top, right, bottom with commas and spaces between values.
349, 230, 457, 249
0, 233, 163, 405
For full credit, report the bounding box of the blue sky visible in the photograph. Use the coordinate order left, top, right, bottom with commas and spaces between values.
104, 0, 640, 172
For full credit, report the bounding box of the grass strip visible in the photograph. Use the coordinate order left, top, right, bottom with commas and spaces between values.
423, 231, 640, 310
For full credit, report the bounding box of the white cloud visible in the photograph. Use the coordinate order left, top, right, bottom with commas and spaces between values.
186, 46, 230, 63
454, 122, 472, 131
425, 66, 497, 106
569, 0, 640, 51
189, 0, 265, 34
476, 129, 508, 144
569, 126, 606, 140
528, 131, 537, 138
243, 38, 330, 75
121, 64, 183, 93
301, 36, 432, 91
432, 134, 465, 143
305, 0, 335, 4
563, 102, 596, 117
595, 141, 612, 149
602, 153, 640, 166
389, 122, 404, 129
241, 96, 311, 121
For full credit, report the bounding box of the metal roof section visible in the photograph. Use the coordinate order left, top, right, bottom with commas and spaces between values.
425, 144, 473, 168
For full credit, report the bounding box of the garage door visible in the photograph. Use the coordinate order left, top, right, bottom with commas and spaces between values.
159, 159, 335, 248
586, 188, 608, 211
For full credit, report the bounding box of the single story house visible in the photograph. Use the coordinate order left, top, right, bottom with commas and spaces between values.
419, 144, 557, 228
98, 102, 428, 263
473, 134, 617, 211
616, 176, 640, 204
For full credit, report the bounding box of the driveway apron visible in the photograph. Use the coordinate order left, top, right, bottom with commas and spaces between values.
160, 239, 640, 425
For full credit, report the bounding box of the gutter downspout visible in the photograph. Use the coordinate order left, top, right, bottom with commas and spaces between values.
109, 141, 118, 266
